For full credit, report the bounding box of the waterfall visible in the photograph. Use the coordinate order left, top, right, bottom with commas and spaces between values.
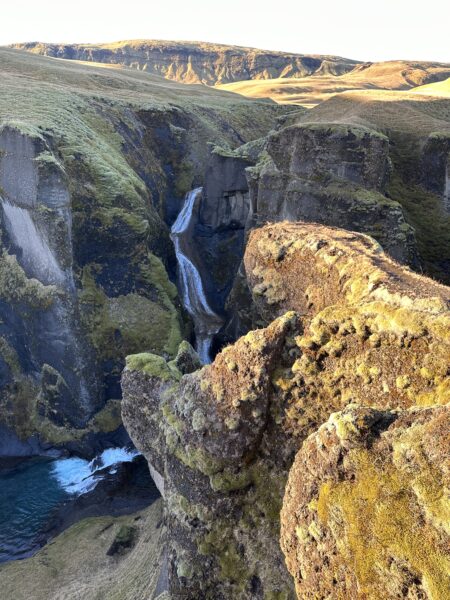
171, 188, 223, 363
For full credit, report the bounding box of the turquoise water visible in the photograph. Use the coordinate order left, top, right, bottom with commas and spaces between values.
0, 448, 139, 563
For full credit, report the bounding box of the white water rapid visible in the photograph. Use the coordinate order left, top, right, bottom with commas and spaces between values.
51, 447, 139, 495
171, 188, 223, 363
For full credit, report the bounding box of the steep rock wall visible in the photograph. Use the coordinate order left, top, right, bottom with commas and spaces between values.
249, 124, 419, 266
122, 222, 449, 599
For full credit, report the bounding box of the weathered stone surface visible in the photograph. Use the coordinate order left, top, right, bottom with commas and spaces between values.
281, 404, 450, 600
193, 150, 253, 312
122, 222, 449, 598
248, 123, 419, 266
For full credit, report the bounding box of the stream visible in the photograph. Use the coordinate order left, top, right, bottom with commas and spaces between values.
171, 188, 223, 363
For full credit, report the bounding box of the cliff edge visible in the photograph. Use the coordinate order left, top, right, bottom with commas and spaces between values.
122, 221, 449, 599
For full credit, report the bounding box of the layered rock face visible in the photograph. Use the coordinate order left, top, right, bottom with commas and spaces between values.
122, 222, 449, 599
193, 150, 254, 312
249, 124, 419, 266
195, 123, 421, 344
12, 41, 360, 85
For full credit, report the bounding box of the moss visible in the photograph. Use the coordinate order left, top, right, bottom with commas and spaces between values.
198, 529, 253, 591
90, 399, 122, 433
80, 264, 183, 360
172, 444, 225, 477
387, 171, 450, 284
264, 591, 290, 600
0, 336, 21, 376
176, 560, 194, 580
125, 353, 180, 381
0, 251, 56, 309
317, 448, 450, 599
209, 468, 253, 493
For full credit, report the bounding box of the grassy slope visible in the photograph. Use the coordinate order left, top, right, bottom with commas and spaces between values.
0, 47, 279, 128
0, 500, 165, 600
217, 61, 450, 106
412, 76, 450, 98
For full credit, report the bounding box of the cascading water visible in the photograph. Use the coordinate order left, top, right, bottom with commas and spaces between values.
171, 188, 223, 363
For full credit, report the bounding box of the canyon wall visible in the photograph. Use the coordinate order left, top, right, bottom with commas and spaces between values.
122, 222, 449, 599
0, 47, 283, 456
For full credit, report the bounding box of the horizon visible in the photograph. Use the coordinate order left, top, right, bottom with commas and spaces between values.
3, 0, 449, 64
6, 38, 450, 66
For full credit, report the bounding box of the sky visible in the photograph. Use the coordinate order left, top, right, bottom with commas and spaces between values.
2, 0, 449, 63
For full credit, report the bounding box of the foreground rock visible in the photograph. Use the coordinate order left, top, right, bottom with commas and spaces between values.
122, 222, 449, 599
281, 404, 449, 599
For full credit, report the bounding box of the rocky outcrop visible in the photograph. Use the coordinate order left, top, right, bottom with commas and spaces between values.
421, 133, 450, 213
122, 222, 449, 599
248, 124, 419, 266
281, 404, 449, 600
194, 149, 254, 312
12, 41, 360, 85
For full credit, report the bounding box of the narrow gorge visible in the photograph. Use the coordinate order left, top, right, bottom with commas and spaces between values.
0, 38, 449, 600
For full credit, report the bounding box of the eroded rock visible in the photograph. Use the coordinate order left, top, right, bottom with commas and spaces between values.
281, 404, 450, 599
122, 222, 449, 599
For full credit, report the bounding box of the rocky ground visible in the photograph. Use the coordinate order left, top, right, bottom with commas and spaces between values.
122, 221, 449, 599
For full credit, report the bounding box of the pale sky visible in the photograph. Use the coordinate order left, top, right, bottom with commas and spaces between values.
2, 0, 449, 63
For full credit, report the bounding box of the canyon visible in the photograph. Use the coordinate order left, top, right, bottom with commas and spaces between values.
0, 41, 449, 600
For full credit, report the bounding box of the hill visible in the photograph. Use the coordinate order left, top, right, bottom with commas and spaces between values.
9, 39, 361, 85
217, 60, 450, 106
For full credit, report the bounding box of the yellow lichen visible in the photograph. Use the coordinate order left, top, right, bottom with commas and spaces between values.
317, 449, 450, 599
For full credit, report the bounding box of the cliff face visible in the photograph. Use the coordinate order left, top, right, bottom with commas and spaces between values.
122, 222, 449, 599
421, 133, 450, 213
11, 41, 360, 85
0, 48, 283, 455
193, 121, 421, 345
249, 124, 418, 266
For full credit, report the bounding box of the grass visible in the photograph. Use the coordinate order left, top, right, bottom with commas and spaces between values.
0, 501, 165, 600
217, 61, 450, 106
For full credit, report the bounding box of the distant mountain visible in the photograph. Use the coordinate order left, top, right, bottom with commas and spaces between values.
9, 40, 361, 85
